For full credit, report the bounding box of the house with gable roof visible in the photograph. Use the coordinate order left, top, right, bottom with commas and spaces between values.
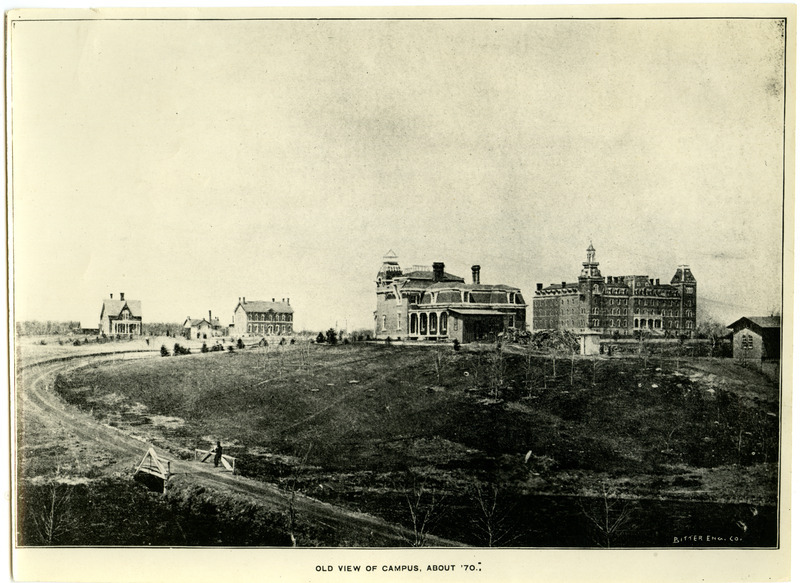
99, 292, 142, 336
183, 311, 225, 339
232, 297, 294, 336
727, 316, 781, 362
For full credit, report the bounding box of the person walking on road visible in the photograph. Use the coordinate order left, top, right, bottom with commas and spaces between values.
214, 441, 223, 467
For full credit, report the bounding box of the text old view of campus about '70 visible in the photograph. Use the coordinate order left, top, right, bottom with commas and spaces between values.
11, 14, 787, 551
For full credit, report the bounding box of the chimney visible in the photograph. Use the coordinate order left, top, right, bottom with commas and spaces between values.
272, 298, 275, 302
287, 298, 290, 304
243, 297, 246, 303
209, 310, 212, 323
471, 265, 481, 284
656, 278, 660, 285
607, 276, 612, 283
433, 262, 445, 282
536, 283, 543, 291
561, 281, 566, 288
649, 279, 654, 285
110, 293, 113, 299
120, 292, 125, 301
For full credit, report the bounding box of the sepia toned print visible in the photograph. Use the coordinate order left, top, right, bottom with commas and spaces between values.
7, 6, 793, 583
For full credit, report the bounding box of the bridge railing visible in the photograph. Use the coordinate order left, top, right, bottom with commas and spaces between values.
195, 449, 236, 474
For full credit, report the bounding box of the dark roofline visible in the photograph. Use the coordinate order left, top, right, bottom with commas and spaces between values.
727, 316, 781, 330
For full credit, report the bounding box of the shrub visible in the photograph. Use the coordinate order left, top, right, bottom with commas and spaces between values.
290, 338, 295, 345
453, 339, 460, 351
325, 329, 338, 345
316, 332, 325, 344
279, 338, 286, 346
39, 340, 47, 345
72, 339, 82, 347
237, 338, 245, 350
201, 343, 209, 353
227, 346, 235, 353
173, 344, 191, 356
160, 345, 170, 357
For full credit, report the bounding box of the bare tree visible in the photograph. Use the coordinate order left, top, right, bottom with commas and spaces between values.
31, 465, 75, 546
579, 481, 635, 548
522, 343, 538, 398
433, 344, 444, 386
399, 475, 445, 547
285, 444, 313, 547
487, 345, 506, 401
468, 482, 517, 547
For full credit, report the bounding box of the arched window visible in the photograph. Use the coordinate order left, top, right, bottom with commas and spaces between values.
634, 319, 639, 328
420, 313, 428, 335
440, 312, 448, 334
429, 313, 438, 335
397, 314, 402, 330
268, 325, 273, 335
381, 316, 386, 332
410, 313, 418, 334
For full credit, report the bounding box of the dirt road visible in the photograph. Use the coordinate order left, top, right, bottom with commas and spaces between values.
15, 350, 463, 547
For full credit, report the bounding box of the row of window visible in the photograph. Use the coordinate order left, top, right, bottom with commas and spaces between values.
741, 334, 754, 349
415, 291, 525, 306
248, 324, 292, 334
409, 312, 449, 335
536, 307, 693, 318
250, 312, 292, 322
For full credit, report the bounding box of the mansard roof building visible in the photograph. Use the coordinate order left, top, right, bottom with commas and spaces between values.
531, 245, 697, 338
374, 251, 527, 343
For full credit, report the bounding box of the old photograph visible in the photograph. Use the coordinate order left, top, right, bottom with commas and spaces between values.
7, 5, 793, 582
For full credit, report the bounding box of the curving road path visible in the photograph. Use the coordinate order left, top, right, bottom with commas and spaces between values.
15, 350, 464, 547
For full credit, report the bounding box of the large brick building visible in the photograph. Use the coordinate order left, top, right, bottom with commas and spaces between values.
232, 297, 294, 337
531, 245, 697, 338
374, 251, 527, 343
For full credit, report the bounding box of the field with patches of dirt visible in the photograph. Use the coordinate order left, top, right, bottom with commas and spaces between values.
30, 341, 779, 547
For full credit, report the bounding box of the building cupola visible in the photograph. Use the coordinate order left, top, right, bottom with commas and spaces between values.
579, 242, 603, 280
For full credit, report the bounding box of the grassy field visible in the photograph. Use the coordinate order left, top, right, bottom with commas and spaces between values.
52, 342, 780, 546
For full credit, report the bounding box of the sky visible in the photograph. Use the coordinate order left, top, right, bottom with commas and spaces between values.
9, 13, 788, 331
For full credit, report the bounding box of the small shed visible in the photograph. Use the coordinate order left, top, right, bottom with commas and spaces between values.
576, 329, 602, 356
727, 316, 781, 362
80, 321, 100, 335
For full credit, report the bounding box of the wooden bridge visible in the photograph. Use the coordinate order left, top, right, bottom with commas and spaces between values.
195, 448, 237, 474
133, 447, 171, 493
